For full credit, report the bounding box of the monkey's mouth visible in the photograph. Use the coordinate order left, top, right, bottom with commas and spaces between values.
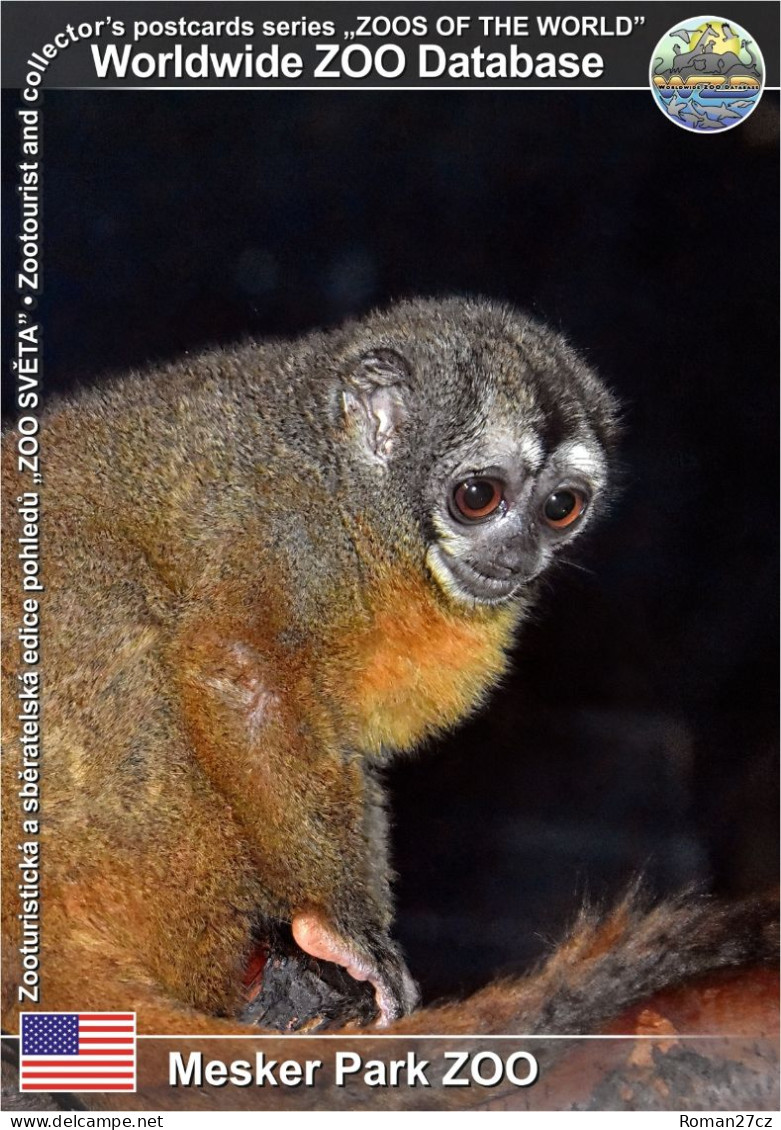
427, 545, 522, 605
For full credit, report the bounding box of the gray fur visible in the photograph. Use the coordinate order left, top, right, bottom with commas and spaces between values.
49, 296, 618, 612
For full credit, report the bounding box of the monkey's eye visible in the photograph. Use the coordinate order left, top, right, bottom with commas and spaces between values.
452, 477, 504, 522
542, 489, 587, 529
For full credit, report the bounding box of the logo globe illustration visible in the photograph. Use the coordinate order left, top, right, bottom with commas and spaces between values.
650, 16, 765, 132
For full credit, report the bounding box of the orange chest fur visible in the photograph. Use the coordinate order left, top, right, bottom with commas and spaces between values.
338, 578, 518, 756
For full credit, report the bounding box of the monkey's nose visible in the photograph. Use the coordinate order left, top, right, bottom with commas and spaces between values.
494, 542, 542, 579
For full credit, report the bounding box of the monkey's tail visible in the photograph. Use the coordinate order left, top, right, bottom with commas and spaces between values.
7, 891, 778, 1112
408, 885, 778, 1038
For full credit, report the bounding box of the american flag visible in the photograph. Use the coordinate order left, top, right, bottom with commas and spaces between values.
19, 1012, 136, 1092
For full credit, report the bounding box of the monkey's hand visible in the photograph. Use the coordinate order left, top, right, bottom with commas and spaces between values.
240, 927, 378, 1031
292, 910, 420, 1025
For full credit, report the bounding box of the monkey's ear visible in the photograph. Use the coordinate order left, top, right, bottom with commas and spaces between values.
342, 349, 410, 464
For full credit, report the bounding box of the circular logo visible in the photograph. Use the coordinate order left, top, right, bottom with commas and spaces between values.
650, 16, 765, 133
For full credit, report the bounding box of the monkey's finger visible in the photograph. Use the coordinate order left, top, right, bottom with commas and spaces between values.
292, 910, 417, 1024
292, 911, 373, 985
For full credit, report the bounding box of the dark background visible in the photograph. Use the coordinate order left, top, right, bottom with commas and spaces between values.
2, 90, 778, 1001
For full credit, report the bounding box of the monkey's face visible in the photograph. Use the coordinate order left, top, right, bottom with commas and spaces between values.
414, 309, 617, 609
337, 297, 618, 607
424, 428, 609, 606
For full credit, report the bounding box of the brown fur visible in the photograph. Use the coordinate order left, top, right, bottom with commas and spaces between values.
3, 298, 620, 1035
2, 299, 775, 1111
339, 571, 517, 754
3, 893, 776, 1111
